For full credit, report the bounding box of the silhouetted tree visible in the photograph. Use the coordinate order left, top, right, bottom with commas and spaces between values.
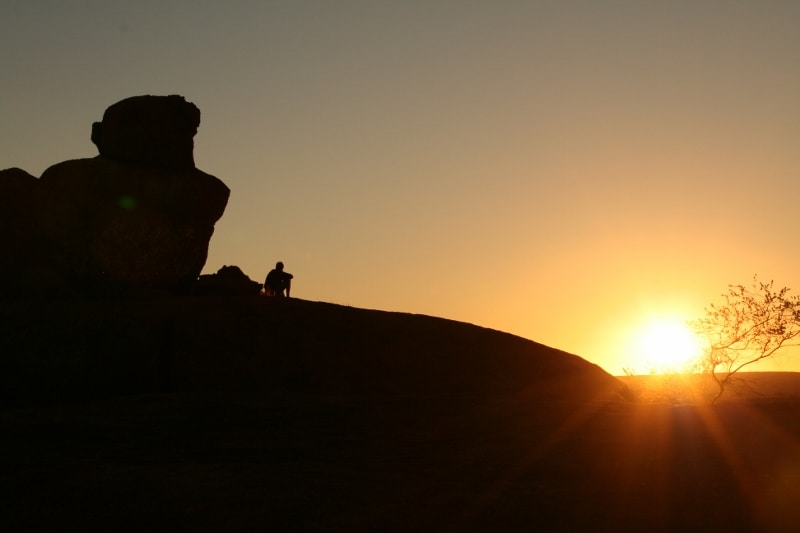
691, 276, 800, 404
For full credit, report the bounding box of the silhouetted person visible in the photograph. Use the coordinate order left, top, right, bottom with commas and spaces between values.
264, 261, 293, 297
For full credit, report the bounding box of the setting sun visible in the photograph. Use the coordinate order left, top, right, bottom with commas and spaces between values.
630, 318, 704, 373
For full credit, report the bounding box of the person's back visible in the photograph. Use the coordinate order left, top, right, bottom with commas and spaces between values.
264, 261, 293, 297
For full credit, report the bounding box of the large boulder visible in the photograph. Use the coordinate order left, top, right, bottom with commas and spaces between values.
0, 168, 39, 252
0, 95, 230, 298
0, 168, 50, 298
91, 95, 200, 169
38, 156, 229, 293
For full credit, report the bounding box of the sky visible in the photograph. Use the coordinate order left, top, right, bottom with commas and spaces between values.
3, 1, 800, 375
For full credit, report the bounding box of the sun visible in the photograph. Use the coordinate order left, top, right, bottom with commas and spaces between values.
631, 318, 704, 373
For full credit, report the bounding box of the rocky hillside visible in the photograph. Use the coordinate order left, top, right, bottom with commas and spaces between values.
1, 295, 624, 408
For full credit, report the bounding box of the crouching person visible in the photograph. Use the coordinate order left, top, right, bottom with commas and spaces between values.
264, 261, 293, 297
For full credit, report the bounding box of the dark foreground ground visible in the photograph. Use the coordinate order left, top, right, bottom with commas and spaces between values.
2, 297, 799, 531
3, 392, 799, 532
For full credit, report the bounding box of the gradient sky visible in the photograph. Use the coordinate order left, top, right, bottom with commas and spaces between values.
3, 1, 800, 374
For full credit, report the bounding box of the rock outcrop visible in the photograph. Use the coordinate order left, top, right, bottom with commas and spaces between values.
195, 265, 263, 297
91, 95, 200, 169
0, 169, 39, 259
38, 157, 229, 293
0, 168, 49, 298
0, 95, 230, 298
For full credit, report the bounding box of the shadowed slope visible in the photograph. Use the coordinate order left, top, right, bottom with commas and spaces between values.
1, 296, 623, 406
171, 297, 624, 401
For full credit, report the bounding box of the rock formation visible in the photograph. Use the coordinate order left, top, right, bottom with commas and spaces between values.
195, 265, 263, 297
0, 95, 230, 298
0, 168, 48, 298
91, 95, 200, 169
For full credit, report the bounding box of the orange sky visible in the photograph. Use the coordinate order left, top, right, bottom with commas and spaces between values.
3, 2, 800, 374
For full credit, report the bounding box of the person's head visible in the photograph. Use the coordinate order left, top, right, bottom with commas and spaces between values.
275, 261, 284, 271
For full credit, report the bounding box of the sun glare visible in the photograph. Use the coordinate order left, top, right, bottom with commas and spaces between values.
631, 318, 704, 373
